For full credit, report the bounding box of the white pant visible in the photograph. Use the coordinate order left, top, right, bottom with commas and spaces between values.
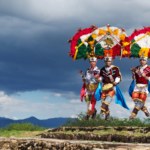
134, 84, 148, 94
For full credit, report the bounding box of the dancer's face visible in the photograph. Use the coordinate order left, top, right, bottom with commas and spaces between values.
105, 60, 112, 67
90, 61, 97, 68
140, 59, 147, 66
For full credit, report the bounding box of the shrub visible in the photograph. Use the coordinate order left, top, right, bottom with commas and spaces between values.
64, 113, 150, 127
4, 123, 45, 131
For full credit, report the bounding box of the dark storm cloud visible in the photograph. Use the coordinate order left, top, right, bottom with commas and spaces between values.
0, 0, 150, 93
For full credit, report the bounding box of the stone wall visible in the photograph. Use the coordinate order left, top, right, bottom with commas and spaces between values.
39, 127, 150, 143
40, 132, 150, 143
0, 127, 150, 149
0, 138, 150, 150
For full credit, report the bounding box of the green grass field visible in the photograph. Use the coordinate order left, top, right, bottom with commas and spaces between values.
0, 123, 45, 138
65, 113, 150, 127
0, 130, 43, 138
0, 115, 150, 138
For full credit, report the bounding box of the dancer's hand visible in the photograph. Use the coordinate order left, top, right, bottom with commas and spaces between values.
113, 82, 117, 86
94, 74, 99, 79
142, 73, 149, 80
142, 73, 146, 77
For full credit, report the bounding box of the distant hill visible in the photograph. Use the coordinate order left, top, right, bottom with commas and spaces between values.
0, 117, 72, 128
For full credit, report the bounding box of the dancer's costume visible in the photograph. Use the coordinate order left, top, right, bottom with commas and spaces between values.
129, 57, 150, 119
100, 57, 121, 119
95, 56, 129, 120
80, 57, 100, 119
68, 25, 130, 120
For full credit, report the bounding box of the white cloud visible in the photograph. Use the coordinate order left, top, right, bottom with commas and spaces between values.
0, 89, 149, 119
0, 90, 55, 119
0, 0, 85, 22
0, 0, 150, 43
70, 99, 81, 104
0, 15, 56, 38
0, 90, 84, 119
0, 0, 150, 120
0, 91, 24, 107
0, 0, 150, 28
70, 114, 78, 118
53, 92, 62, 97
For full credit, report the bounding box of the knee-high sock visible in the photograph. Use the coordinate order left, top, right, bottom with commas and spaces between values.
131, 107, 140, 118
141, 105, 149, 116
101, 101, 109, 114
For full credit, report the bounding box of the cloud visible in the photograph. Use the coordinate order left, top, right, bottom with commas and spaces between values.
70, 99, 81, 104
0, 0, 150, 119
0, 0, 149, 94
0, 90, 58, 118
52, 93, 62, 97
0, 90, 85, 119
0, 0, 80, 21
0, 88, 149, 119
0, 0, 150, 27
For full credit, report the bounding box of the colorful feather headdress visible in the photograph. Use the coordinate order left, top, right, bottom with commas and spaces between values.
68, 24, 130, 60
129, 27, 150, 58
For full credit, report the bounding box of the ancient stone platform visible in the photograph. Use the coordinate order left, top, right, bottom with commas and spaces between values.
39, 126, 150, 143
0, 126, 150, 149
0, 137, 150, 150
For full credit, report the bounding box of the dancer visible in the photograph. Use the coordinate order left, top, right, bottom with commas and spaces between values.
99, 55, 122, 120
129, 56, 150, 119
80, 56, 100, 120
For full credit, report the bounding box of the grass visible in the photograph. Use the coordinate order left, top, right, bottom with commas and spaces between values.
0, 116, 150, 138
65, 113, 150, 127
4, 123, 45, 131
0, 123, 45, 138
43, 113, 150, 138
0, 130, 43, 138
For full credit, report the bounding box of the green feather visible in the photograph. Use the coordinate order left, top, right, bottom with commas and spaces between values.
76, 39, 88, 59
95, 43, 104, 56
131, 43, 141, 57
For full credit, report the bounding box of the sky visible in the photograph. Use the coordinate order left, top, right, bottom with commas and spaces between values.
0, 0, 150, 119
